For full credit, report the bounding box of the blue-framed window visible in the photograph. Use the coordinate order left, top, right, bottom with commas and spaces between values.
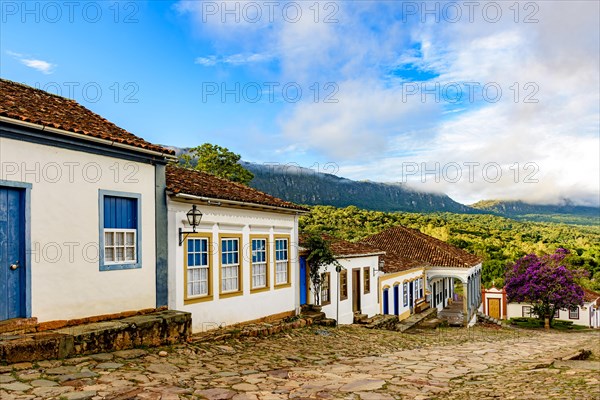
251, 238, 268, 289
403, 282, 408, 307
221, 238, 240, 293
187, 237, 210, 298
99, 190, 142, 271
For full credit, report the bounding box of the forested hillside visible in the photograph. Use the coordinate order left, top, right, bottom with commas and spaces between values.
244, 162, 474, 213
300, 205, 600, 290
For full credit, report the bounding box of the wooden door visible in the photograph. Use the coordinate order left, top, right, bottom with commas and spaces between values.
0, 187, 26, 320
488, 298, 501, 319
352, 269, 361, 312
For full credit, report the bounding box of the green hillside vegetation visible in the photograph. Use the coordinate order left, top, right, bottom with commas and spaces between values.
300, 205, 600, 291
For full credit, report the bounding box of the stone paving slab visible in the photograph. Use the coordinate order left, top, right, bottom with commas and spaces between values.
0, 325, 598, 399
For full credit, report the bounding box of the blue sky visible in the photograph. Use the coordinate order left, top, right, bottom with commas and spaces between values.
1, 1, 599, 205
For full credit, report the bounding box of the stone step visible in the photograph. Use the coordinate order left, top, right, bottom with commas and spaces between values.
353, 314, 369, 324
0, 318, 38, 335
316, 318, 337, 327
302, 311, 326, 322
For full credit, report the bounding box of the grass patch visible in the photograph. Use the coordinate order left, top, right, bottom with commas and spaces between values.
508, 317, 587, 330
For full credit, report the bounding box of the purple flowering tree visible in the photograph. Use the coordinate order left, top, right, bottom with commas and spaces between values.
505, 248, 585, 329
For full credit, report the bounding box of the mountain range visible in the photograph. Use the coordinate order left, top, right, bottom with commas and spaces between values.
167, 146, 599, 225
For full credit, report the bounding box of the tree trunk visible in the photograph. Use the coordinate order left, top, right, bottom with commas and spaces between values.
544, 316, 550, 330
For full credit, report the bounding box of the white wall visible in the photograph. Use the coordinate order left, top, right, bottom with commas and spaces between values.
319, 255, 380, 325
507, 301, 597, 327
168, 200, 299, 333
380, 268, 426, 320
0, 137, 157, 321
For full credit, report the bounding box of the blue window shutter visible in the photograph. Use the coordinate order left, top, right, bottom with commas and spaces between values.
104, 196, 136, 229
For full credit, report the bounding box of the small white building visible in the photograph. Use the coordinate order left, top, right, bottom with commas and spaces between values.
0, 79, 175, 323
301, 237, 384, 324
165, 165, 308, 332
504, 287, 600, 328
481, 286, 507, 320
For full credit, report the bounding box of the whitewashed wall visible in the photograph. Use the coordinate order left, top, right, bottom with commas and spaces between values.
319, 255, 380, 325
507, 301, 596, 327
167, 200, 299, 333
0, 137, 157, 321
380, 268, 426, 320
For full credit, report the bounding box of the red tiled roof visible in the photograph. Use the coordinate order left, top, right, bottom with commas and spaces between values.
361, 225, 481, 272
299, 234, 385, 258
166, 165, 308, 211
583, 288, 600, 305
0, 79, 174, 156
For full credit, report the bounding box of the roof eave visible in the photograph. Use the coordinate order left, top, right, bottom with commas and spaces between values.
0, 115, 177, 161
169, 192, 309, 215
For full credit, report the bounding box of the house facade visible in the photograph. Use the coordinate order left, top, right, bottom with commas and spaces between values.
496, 287, 600, 328
300, 237, 384, 324
166, 165, 307, 332
362, 225, 482, 325
0, 79, 174, 323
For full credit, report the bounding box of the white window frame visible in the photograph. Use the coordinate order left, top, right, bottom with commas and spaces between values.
104, 228, 137, 265
275, 238, 289, 285
221, 238, 240, 293
251, 238, 268, 289
186, 237, 210, 298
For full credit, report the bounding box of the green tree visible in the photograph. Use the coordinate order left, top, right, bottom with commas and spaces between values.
303, 232, 341, 306
179, 143, 254, 185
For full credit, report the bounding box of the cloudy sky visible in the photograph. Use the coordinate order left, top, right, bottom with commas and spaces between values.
2, 1, 598, 205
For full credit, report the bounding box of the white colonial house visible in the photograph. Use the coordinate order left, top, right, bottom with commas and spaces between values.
501, 287, 600, 328
0, 79, 175, 323
362, 225, 482, 325
300, 236, 385, 324
165, 165, 308, 332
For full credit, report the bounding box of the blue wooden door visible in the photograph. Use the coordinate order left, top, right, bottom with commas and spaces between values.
0, 187, 26, 320
383, 288, 389, 314
299, 256, 307, 305
393, 285, 399, 315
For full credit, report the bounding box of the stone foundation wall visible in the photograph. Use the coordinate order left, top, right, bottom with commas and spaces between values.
0, 311, 191, 364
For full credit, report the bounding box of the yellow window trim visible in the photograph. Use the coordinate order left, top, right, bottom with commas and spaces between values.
218, 233, 244, 297
273, 234, 291, 288
249, 234, 271, 293
183, 232, 214, 304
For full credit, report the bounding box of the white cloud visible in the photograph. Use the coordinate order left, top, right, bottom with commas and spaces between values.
195, 53, 272, 66
7, 51, 56, 74
177, 1, 600, 206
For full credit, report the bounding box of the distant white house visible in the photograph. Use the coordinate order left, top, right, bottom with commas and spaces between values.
165, 165, 308, 332
0, 79, 175, 323
500, 287, 600, 328
300, 236, 384, 324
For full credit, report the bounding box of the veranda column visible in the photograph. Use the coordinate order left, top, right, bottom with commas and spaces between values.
463, 278, 469, 326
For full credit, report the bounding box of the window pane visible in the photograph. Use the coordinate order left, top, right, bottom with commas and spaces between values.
105, 248, 114, 262
126, 232, 135, 245
116, 247, 124, 261
105, 232, 114, 246
126, 247, 134, 261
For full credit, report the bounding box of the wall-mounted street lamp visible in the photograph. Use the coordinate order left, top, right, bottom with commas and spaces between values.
178, 205, 203, 246
373, 258, 385, 276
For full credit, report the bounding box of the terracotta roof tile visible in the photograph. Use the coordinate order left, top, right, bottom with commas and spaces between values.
166, 165, 308, 211
299, 234, 385, 258
361, 225, 481, 272
0, 79, 174, 156
583, 287, 600, 305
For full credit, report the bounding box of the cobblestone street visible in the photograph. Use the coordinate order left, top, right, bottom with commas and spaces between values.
1, 325, 599, 400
